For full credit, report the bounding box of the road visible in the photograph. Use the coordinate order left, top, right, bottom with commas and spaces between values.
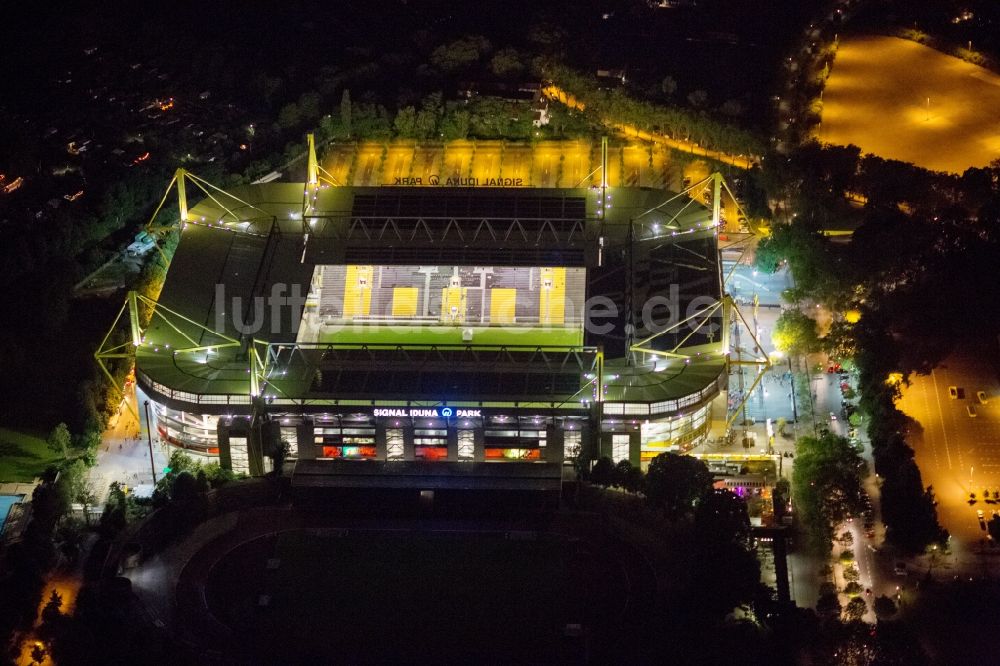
897, 347, 1000, 573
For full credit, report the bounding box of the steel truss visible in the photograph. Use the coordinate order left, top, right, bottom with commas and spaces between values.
94, 291, 241, 420
252, 341, 602, 406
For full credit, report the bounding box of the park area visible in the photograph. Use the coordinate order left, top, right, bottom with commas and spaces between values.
203, 528, 624, 663
0, 427, 60, 483
821, 35, 1000, 173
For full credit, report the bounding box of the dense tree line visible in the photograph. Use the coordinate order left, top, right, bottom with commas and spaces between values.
579, 451, 944, 663
755, 143, 1000, 552
545, 64, 766, 159
792, 431, 867, 553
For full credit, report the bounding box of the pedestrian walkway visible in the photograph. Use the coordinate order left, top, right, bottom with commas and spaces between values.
89, 385, 170, 505
0, 481, 39, 496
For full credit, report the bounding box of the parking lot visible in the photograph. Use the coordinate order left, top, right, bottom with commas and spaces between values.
897, 348, 1000, 549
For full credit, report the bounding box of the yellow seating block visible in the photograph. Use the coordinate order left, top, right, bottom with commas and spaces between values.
343, 265, 373, 318
440, 287, 467, 323
490, 288, 516, 324
539, 267, 566, 324
391, 287, 419, 318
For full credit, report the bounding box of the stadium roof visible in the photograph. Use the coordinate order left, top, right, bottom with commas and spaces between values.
135, 183, 722, 408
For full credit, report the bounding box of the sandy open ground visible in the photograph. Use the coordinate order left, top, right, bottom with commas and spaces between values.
822, 35, 1000, 173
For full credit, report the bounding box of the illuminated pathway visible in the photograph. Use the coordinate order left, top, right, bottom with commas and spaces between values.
541, 85, 760, 170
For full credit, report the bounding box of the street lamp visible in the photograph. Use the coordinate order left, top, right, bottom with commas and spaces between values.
143, 400, 158, 485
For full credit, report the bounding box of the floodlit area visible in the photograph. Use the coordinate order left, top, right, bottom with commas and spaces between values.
321, 139, 706, 189
896, 349, 1000, 551
821, 36, 1000, 173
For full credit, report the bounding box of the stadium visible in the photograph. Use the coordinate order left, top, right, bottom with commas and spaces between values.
98, 136, 763, 501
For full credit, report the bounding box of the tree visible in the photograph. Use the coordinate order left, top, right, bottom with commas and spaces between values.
611, 459, 632, 488
687, 90, 709, 108
773, 477, 790, 519
277, 102, 301, 129
270, 439, 290, 477
340, 90, 352, 137
844, 581, 864, 596
297, 92, 321, 122
48, 422, 71, 459
873, 594, 897, 619
527, 23, 567, 49
489, 48, 524, 78
843, 596, 868, 621
39, 589, 63, 639
644, 453, 713, 519
695, 488, 752, 549
772, 310, 820, 355
440, 108, 470, 140
100, 481, 129, 536
393, 106, 418, 138
988, 514, 1000, 542
171, 471, 199, 503
720, 100, 743, 117
753, 236, 785, 273
589, 456, 615, 487
752, 222, 843, 301
64, 459, 98, 525
792, 431, 867, 553
817, 590, 841, 617
660, 76, 677, 97
414, 107, 439, 140
430, 36, 491, 72
623, 465, 645, 494
880, 459, 948, 552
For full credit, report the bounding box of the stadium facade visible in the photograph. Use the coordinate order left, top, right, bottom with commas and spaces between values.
103, 138, 760, 496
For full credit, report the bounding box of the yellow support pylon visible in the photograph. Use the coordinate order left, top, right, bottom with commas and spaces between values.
176, 168, 189, 221
307, 133, 318, 185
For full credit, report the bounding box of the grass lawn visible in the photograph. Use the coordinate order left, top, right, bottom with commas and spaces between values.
317, 323, 583, 347
0, 427, 62, 482
206, 529, 621, 662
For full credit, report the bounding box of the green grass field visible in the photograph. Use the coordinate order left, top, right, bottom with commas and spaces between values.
317, 324, 583, 347
205, 529, 620, 662
0, 427, 61, 482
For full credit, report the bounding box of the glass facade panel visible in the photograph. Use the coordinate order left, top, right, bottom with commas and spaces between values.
150, 402, 220, 456
386, 428, 405, 459
279, 427, 298, 458
564, 430, 582, 459
230, 437, 250, 475
457, 430, 475, 460
612, 434, 630, 463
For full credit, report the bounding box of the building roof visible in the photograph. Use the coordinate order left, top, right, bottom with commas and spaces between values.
136, 182, 724, 411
